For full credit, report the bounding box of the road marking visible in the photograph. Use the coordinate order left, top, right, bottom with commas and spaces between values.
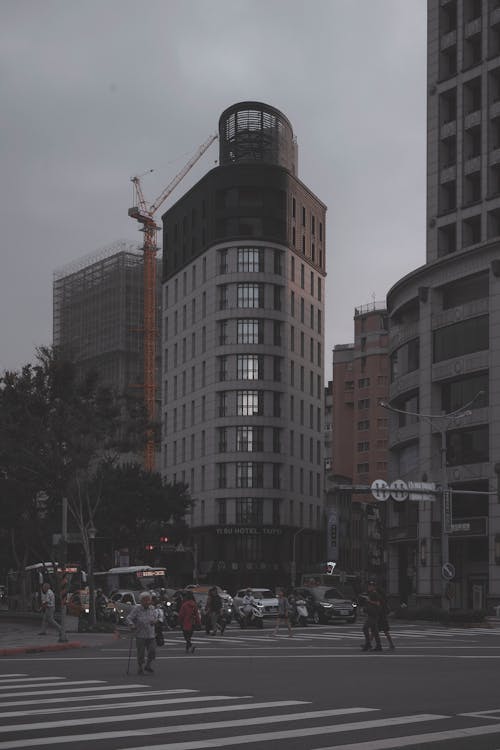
0, 679, 105, 695
460, 709, 500, 720
0, 693, 254, 719
0, 689, 196, 707
0, 707, 378, 749
119, 714, 446, 750
0, 699, 305, 734
315, 722, 500, 749
0, 676, 66, 684
0, 683, 146, 697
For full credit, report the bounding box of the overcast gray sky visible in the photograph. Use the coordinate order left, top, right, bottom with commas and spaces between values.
0, 0, 427, 376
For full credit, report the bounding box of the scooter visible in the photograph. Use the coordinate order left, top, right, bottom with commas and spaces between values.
236, 602, 264, 629
289, 597, 308, 627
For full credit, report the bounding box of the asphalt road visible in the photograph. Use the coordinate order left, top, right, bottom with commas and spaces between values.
2, 621, 500, 749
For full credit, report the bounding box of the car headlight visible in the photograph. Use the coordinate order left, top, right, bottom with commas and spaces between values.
320, 602, 333, 608
352, 602, 358, 608
166, 601, 172, 607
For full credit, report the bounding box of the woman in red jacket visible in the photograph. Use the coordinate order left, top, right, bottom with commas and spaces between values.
178, 591, 200, 654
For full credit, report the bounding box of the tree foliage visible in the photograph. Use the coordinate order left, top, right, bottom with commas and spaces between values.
0, 347, 191, 572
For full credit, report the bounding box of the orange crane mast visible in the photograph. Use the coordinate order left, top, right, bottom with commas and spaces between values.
129, 133, 218, 470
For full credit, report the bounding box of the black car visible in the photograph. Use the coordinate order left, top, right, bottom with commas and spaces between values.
295, 586, 357, 624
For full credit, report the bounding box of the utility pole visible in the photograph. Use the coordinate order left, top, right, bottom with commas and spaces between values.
58, 498, 68, 643
291, 528, 305, 588
381, 392, 483, 611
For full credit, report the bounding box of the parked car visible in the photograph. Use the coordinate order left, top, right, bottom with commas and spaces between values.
233, 588, 279, 619
295, 586, 357, 624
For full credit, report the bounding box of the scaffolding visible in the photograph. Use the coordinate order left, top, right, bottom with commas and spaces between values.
53, 240, 161, 404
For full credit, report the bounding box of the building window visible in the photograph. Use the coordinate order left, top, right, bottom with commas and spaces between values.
219, 320, 228, 346
218, 285, 229, 310
236, 499, 263, 525
273, 463, 281, 489
446, 425, 489, 466
237, 318, 262, 344
291, 291, 295, 317
237, 425, 263, 452
274, 250, 283, 275
441, 372, 488, 412
218, 391, 227, 417
238, 247, 263, 273
300, 264, 305, 289
273, 284, 282, 310
273, 428, 281, 453
218, 355, 228, 381
236, 463, 263, 488
237, 390, 262, 416
217, 463, 227, 488
218, 427, 227, 452
237, 354, 263, 380
358, 398, 370, 409
357, 441, 370, 452
390, 338, 420, 380
217, 500, 227, 525
273, 391, 281, 417
291, 256, 295, 281
358, 420, 370, 430
274, 321, 282, 346
433, 316, 488, 362
237, 283, 263, 308
218, 249, 228, 274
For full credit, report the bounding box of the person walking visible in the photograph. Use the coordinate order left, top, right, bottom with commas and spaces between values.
272, 589, 293, 637
151, 593, 165, 647
376, 584, 395, 651
178, 591, 200, 654
361, 580, 383, 652
38, 583, 64, 639
125, 591, 159, 674
205, 587, 224, 635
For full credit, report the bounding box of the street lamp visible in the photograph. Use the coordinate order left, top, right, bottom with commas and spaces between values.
291, 527, 305, 588
380, 392, 483, 611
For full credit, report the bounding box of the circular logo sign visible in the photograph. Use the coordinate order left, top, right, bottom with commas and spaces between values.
441, 562, 456, 580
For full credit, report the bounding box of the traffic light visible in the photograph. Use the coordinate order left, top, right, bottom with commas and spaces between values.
160, 536, 169, 544
145, 544, 155, 552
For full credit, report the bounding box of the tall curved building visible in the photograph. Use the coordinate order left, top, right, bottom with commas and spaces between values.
160, 102, 327, 587
386, 1, 500, 610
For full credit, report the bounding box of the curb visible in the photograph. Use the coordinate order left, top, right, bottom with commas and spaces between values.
0, 641, 85, 656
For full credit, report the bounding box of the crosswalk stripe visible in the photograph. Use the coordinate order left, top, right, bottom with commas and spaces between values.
0, 680, 104, 695
0, 689, 196, 708
0, 684, 145, 698
0, 699, 305, 734
315, 721, 500, 749
0, 676, 65, 684
119, 713, 447, 750
0, 693, 254, 719
0, 707, 376, 749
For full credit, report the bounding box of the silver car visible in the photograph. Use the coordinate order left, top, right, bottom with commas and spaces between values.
233, 588, 279, 618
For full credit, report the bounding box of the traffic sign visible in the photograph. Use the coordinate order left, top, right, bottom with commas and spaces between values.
441, 562, 456, 580
408, 481, 436, 501
390, 479, 409, 502
371, 479, 390, 502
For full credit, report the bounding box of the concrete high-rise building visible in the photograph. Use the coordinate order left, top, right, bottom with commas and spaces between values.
53, 240, 161, 416
386, 0, 500, 609
327, 303, 389, 578
161, 102, 327, 588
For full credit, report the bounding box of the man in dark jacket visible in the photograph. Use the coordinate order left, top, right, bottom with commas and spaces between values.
361, 580, 383, 652
205, 587, 224, 635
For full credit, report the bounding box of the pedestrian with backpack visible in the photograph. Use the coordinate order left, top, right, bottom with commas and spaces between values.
178, 591, 200, 654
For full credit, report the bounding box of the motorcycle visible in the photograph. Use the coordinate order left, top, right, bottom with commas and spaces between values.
162, 599, 179, 629
236, 602, 264, 629
289, 597, 308, 627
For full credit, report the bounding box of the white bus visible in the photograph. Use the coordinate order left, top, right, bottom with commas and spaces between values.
94, 566, 167, 595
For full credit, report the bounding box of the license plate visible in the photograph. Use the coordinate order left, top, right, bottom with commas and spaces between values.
340, 610, 349, 616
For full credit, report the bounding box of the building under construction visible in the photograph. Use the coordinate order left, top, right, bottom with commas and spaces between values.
53, 239, 161, 404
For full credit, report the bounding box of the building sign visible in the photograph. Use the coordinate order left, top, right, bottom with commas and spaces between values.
215, 526, 283, 536
327, 511, 338, 560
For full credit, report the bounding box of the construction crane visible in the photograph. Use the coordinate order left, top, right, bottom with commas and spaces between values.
129, 132, 218, 470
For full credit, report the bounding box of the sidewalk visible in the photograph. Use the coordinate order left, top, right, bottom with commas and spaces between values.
0, 612, 122, 656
